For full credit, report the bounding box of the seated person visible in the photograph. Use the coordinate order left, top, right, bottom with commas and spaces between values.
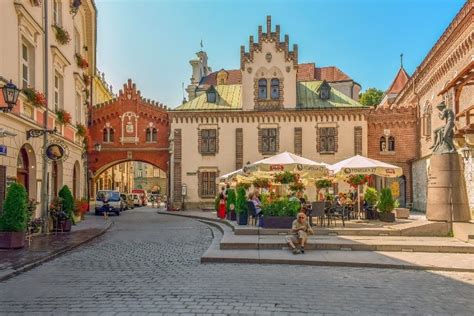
285, 212, 314, 255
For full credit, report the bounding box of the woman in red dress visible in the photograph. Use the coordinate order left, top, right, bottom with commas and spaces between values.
218, 187, 226, 219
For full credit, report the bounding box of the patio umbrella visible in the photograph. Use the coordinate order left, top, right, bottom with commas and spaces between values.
329, 155, 403, 219
218, 168, 245, 182
244, 151, 328, 177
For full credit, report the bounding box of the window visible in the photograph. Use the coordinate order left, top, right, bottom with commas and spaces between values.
258, 79, 267, 100
201, 129, 217, 154
207, 91, 216, 103
388, 136, 395, 151
103, 128, 114, 143
261, 128, 277, 153
319, 81, 331, 101
54, 72, 63, 111
21, 40, 35, 89
53, 0, 62, 26
380, 136, 386, 152
74, 28, 81, 55
146, 127, 158, 143
318, 127, 336, 153
200, 171, 217, 197
75, 92, 82, 123
271, 78, 280, 99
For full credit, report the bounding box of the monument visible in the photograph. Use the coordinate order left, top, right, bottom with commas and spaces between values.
426, 102, 471, 222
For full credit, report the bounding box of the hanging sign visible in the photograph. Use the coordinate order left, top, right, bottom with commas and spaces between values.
0, 145, 6, 156
44, 139, 69, 163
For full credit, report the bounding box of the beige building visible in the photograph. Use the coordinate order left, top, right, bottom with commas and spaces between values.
170, 16, 370, 208
0, 0, 96, 216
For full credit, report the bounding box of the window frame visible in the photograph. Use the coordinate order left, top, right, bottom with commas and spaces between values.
201, 129, 217, 154
270, 78, 280, 100
388, 136, 395, 152
53, 0, 62, 26
261, 128, 277, 153
200, 171, 217, 198
53, 71, 63, 111
258, 78, 268, 100
207, 91, 216, 103
319, 127, 336, 153
21, 39, 35, 89
103, 128, 114, 143
146, 127, 158, 143
75, 92, 82, 123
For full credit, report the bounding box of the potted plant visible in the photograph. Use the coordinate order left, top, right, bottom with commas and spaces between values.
56, 109, 72, 125
289, 181, 305, 193
49, 198, 68, 232
0, 183, 28, 249
235, 186, 248, 225
76, 123, 87, 138
315, 178, 332, 200
274, 171, 297, 184
26, 198, 41, 234
23, 88, 47, 107
59, 186, 75, 225
53, 24, 71, 45
75, 53, 89, 69
226, 188, 236, 221
364, 187, 379, 208
347, 174, 370, 188
260, 197, 300, 228
377, 188, 397, 222
252, 177, 271, 189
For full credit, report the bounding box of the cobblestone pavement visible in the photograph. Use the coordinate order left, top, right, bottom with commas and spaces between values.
1, 207, 474, 315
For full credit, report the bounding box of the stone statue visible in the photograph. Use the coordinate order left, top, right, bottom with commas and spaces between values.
429, 101, 456, 153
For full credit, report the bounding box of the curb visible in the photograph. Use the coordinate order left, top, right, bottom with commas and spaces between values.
0, 221, 114, 283
157, 211, 235, 230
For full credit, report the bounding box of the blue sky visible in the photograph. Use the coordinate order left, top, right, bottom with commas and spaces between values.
96, 0, 465, 108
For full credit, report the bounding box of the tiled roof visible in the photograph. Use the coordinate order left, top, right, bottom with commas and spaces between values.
386, 67, 410, 94
297, 63, 351, 82
199, 70, 242, 86
297, 81, 365, 108
174, 85, 242, 111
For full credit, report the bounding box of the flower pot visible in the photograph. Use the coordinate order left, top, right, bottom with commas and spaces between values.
260, 216, 294, 229
0, 231, 25, 249
379, 212, 396, 222
237, 212, 248, 225
53, 219, 72, 232
230, 210, 236, 221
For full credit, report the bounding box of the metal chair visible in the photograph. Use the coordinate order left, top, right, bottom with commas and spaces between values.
326, 203, 347, 227
310, 201, 326, 227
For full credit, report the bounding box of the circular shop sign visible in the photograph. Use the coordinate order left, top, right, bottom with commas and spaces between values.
45, 143, 65, 161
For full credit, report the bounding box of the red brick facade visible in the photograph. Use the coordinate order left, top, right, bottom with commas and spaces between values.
88, 79, 170, 176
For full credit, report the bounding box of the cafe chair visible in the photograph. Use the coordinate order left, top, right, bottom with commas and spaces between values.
310, 201, 326, 227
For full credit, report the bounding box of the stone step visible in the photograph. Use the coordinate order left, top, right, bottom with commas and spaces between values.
220, 235, 474, 254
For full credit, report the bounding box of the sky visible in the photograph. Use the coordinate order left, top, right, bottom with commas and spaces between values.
95, 0, 465, 108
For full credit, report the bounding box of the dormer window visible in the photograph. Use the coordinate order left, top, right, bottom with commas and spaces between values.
318, 81, 331, 101
206, 86, 217, 103
258, 79, 267, 100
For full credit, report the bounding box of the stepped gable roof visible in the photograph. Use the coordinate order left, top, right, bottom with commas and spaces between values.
386, 67, 410, 94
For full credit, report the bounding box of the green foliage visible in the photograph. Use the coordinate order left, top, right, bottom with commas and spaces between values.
236, 182, 251, 190
261, 197, 301, 217
359, 88, 384, 106
214, 195, 220, 211
289, 181, 305, 193
315, 179, 332, 189
235, 186, 248, 215
274, 171, 297, 184
58, 186, 75, 224
364, 187, 379, 206
226, 189, 236, 214
0, 183, 28, 232
377, 188, 396, 213
252, 178, 271, 188
259, 192, 270, 206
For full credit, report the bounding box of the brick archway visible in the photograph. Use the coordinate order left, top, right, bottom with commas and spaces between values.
88, 79, 170, 184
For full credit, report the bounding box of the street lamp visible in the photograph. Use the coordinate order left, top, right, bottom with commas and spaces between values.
94, 143, 102, 152
1, 80, 20, 113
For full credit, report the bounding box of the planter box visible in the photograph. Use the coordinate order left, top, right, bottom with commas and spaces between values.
0, 231, 25, 249
379, 212, 396, 222
260, 216, 294, 229
394, 208, 410, 219
237, 212, 248, 225
227, 210, 236, 221
53, 219, 72, 232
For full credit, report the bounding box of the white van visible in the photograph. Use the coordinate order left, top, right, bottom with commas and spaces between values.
95, 190, 123, 216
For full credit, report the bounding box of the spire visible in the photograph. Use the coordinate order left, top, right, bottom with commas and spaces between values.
400, 53, 404, 69
386, 63, 410, 95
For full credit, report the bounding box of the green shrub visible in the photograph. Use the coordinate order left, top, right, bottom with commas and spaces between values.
315, 179, 332, 189
58, 185, 75, 224
377, 188, 396, 213
0, 183, 28, 232
261, 197, 301, 217
274, 171, 297, 184
226, 189, 236, 214
215, 195, 220, 211
235, 186, 248, 215
364, 187, 379, 206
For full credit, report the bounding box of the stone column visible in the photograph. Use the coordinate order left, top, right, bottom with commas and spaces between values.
426, 153, 471, 222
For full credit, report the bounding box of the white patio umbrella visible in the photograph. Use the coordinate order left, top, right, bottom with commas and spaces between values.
329, 155, 403, 219
244, 151, 328, 177
218, 168, 245, 182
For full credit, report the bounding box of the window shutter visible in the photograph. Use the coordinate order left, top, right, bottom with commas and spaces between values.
354, 126, 362, 155
198, 128, 202, 154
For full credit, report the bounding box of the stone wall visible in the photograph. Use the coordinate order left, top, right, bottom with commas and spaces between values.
412, 157, 429, 212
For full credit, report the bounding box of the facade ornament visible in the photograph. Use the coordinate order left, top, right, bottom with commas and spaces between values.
265, 52, 272, 63
429, 102, 456, 153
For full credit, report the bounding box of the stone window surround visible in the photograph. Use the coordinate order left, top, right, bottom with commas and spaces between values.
316, 123, 338, 154
253, 67, 284, 110
258, 123, 280, 155
198, 124, 219, 156
197, 167, 219, 199
379, 135, 395, 154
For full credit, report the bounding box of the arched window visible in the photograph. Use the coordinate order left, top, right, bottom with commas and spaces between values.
388, 136, 395, 151
17, 148, 29, 194
270, 78, 280, 99
103, 128, 114, 143
146, 128, 158, 143
258, 79, 267, 100
109, 129, 114, 142
379, 136, 386, 152
103, 128, 108, 142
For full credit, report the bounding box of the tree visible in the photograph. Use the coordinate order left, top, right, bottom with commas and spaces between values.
359, 88, 384, 106
0, 183, 28, 232
59, 185, 75, 224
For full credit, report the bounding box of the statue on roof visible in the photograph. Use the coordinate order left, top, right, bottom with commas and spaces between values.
429, 101, 456, 154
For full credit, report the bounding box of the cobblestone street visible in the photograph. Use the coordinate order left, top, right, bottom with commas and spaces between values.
1, 207, 474, 315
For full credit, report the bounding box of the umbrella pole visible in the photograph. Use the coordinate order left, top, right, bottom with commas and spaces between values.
357, 184, 361, 220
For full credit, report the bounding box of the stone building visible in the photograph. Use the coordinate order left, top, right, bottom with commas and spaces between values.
170, 16, 370, 208
370, 0, 474, 213
0, 0, 96, 216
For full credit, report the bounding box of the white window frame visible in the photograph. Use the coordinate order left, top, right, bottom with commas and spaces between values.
54, 71, 63, 111
75, 92, 82, 124
21, 39, 35, 89
53, 0, 62, 26
74, 27, 81, 55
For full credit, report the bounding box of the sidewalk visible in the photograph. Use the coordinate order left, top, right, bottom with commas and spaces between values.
0, 214, 112, 282
158, 210, 474, 272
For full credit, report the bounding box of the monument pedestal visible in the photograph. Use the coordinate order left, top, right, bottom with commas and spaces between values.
426, 153, 471, 222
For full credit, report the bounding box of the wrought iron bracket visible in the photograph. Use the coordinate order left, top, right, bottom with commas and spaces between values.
26, 127, 57, 140
0, 105, 13, 113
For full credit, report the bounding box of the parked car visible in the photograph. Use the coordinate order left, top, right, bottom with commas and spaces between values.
132, 193, 141, 207
131, 189, 147, 206
95, 190, 123, 216
120, 193, 135, 210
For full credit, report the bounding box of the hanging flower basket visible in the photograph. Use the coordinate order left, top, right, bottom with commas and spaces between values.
252, 177, 271, 189
315, 179, 332, 189
53, 24, 71, 45
75, 53, 89, 69
76, 123, 86, 137
23, 88, 47, 107
289, 181, 305, 193
347, 174, 370, 188
56, 109, 72, 125
274, 171, 297, 184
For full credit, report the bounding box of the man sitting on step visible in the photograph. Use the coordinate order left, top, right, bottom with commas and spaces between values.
286, 212, 314, 255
